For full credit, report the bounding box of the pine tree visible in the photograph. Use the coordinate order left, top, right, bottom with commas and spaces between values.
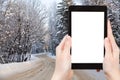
49, 0, 73, 55
52, 0, 73, 55
56, 0, 73, 41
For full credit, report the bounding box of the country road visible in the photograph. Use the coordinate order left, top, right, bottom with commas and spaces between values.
0, 54, 106, 80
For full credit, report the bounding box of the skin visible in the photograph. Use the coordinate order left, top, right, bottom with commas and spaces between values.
103, 21, 120, 80
51, 35, 73, 80
51, 21, 120, 80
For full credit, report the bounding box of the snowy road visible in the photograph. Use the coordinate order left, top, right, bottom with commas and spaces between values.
0, 54, 106, 80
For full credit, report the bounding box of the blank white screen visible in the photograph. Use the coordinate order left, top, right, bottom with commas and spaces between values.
71, 12, 104, 63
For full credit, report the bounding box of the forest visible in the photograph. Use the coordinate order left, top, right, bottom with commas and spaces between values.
0, 0, 120, 63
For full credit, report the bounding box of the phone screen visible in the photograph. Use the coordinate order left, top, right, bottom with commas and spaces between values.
71, 12, 104, 63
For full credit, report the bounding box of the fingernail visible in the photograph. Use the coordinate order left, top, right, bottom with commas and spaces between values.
66, 34, 68, 37
65, 34, 68, 38
105, 38, 109, 41
66, 35, 69, 39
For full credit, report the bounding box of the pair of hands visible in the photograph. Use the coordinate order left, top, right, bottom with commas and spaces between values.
51, 21, 120, 80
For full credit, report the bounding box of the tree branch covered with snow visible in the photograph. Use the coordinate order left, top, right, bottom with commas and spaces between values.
0, 0, 47, 63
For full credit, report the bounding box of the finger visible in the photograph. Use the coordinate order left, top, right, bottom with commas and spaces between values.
56, 35, 68, 56
58, 34, 68, 50
69, 70, 73, 79
104, 38, 112, 57
70, 36, 72, 48
107, 20, 112, 38
63, 36, 71, 56
96, 69, 100, 72
108, 20, 119, 58
107, 20, 118, 53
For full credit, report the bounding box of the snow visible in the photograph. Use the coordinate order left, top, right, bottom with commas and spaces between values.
31, 52, 46, 56
30, 54, 39, 61
74, 0, 83, 5
0, 53, 119, 80
47, 53, 56, 59
31, 52, 56, 59
84, 70, 106, 80
0, 59, 39, 79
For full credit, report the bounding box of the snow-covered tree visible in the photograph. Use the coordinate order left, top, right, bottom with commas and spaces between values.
0, 0, 47, 63
48, 1, 57, 55
56, 0, 73, 41
49, 0, 74, 55
106, 0, 120, 47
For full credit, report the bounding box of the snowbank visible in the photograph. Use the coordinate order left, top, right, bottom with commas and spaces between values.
31, 52, 56, 59
47, 53, 56, 59
30, 54, 39, 60
0, 54, 41, 79
84, 70, 106, 80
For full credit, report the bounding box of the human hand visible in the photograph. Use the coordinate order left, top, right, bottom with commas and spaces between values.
51, 35, 73, 80
103, 20, 120, 80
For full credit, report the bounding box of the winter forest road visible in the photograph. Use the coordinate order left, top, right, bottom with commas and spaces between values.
0, 54, 106, 80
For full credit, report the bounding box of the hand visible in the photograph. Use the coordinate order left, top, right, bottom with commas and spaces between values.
51, 35, 73, 80
103, 20, 120, 80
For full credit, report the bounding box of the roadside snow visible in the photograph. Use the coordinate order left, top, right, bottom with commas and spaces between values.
32, 52, 56, 59
84, 70, 106, 80
30, 54, 39, 60
0, 58, 40, 79
31, 52, 46, 56
47, 53, 56, 59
